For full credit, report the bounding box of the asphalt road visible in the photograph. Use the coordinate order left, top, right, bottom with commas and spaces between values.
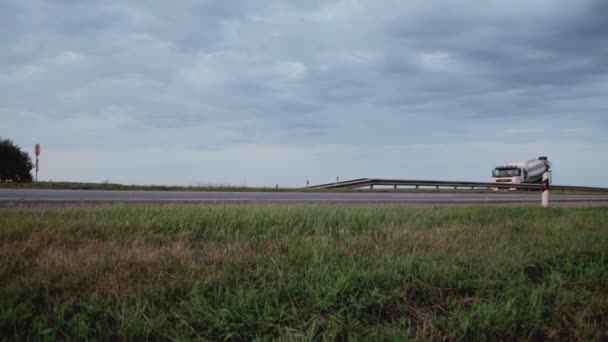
1, 189, 608, 205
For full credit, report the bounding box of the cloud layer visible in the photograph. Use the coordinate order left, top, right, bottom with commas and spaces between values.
1, 0, 607, 186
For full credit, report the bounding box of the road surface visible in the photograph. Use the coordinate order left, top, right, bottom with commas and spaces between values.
1, 189, 608, 205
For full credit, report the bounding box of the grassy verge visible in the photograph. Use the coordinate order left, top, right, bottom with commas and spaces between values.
0, 181, 288, 192
1, 206, 607, 340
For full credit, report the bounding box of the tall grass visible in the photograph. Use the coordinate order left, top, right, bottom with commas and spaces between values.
1, 206, 607, 340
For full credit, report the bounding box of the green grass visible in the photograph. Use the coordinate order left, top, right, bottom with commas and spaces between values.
0, 181, 290, 192
1, 205, 607, 340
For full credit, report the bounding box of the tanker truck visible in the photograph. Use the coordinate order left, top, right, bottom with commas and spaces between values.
492, 156, 551, 184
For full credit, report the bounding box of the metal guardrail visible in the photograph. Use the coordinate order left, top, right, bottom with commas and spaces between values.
306, 178, 608, 192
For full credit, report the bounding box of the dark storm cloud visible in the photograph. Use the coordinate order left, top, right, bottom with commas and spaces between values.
385, 1, 607, 92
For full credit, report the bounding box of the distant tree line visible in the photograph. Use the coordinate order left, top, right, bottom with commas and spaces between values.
0, 137, 33, 183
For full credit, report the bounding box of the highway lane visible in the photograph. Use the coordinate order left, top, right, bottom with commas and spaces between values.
1, 189, 608, 205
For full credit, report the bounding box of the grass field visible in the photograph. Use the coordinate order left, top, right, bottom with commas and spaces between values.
1, 205, 607, 340
0, 181, 285, 192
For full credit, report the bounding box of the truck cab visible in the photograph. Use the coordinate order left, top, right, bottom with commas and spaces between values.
492, 166, 524, 184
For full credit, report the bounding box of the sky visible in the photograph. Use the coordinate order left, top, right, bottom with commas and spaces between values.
1, 0, 607, 187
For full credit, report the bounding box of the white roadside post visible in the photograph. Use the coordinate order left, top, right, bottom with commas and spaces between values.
541, 171, 550, 207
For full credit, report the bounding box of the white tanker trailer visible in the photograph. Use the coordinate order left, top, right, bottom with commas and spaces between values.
492, 157, 551, 184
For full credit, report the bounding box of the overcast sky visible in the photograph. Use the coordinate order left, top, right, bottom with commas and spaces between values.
1, 0, 607, 187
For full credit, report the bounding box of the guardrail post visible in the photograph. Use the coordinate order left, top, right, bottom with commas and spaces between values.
416, 185, 419, 190
370, 184, 374, 190
541, 172, 550, 207
394, 185, 397, 190
436, 185, 439, 190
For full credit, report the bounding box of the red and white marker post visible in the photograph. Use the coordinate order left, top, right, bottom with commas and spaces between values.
34, 144, 40, 182
541, 171, 550, 207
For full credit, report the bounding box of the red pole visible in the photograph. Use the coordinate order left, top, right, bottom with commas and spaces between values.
34, 144, 40, 182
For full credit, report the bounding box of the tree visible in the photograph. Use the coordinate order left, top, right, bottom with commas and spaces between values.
0, 138, 34, 183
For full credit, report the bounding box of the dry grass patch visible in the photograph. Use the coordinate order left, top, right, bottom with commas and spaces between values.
0, 233, 260, 299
